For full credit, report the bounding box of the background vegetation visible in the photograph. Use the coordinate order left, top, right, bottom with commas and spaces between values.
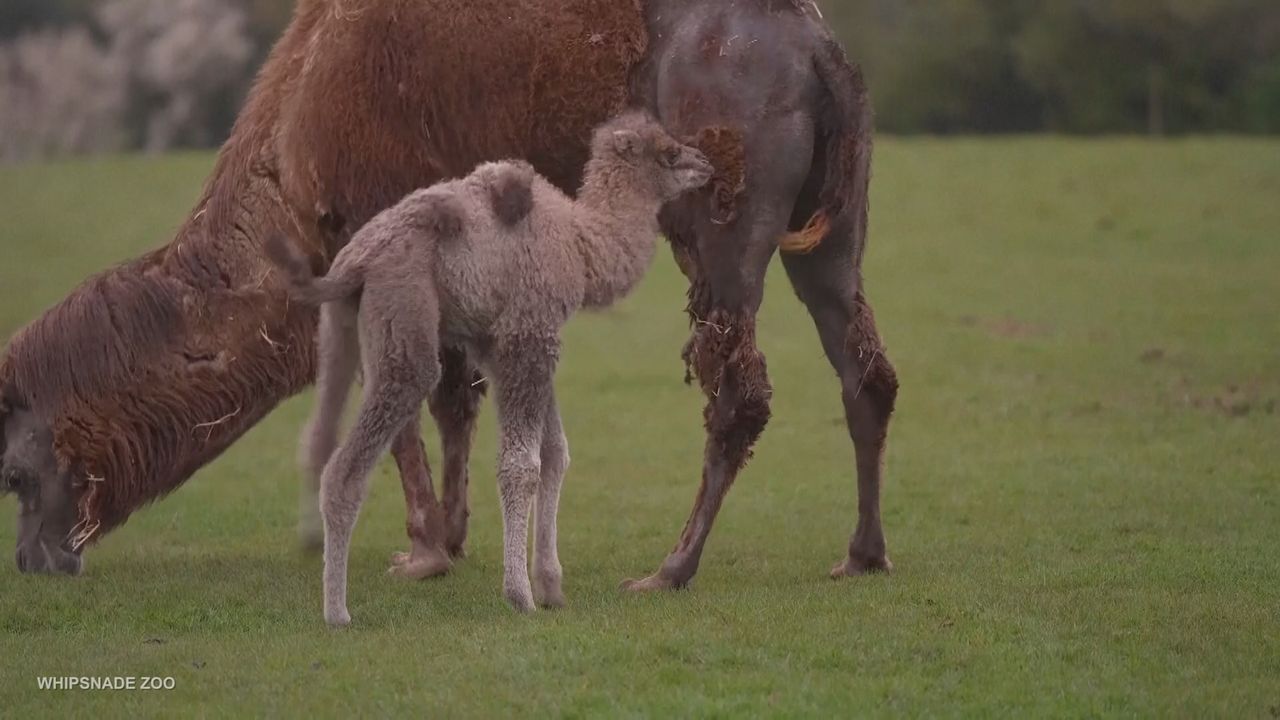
2, 0, 1278, 162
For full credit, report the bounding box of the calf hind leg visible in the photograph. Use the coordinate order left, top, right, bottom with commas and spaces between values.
321, 380, 427, 626
322, 282, 442, 626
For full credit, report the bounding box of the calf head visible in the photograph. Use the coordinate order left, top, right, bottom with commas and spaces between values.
1, 385, 82, 575
594, 112, 715, 202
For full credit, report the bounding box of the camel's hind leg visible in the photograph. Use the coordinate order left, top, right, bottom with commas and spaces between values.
299, 303, 359, 551
428, 346, 485, 559
781, 229, 896, 578
387, 411, 452, 580
533, 391, 568, 608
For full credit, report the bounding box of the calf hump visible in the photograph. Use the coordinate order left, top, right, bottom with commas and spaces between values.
488, 162, 536, 227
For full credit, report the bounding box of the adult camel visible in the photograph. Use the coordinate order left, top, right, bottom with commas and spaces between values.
0, 0, 897, 588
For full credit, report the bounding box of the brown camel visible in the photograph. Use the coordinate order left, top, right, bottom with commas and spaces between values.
0, 0, 897, 589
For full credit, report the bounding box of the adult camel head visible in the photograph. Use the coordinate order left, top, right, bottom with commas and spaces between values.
1, 386, 81, 575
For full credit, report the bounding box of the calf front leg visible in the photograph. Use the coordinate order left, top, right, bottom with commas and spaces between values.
493, 339, 557, 612
533, 392, 568, 608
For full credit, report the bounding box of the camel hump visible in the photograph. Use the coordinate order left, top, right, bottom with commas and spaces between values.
487, 161, 536, 227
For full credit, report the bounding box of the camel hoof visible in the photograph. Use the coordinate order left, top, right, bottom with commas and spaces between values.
830, 555, 893, 579
619, 573, 680, 593
387, 547, 452, 580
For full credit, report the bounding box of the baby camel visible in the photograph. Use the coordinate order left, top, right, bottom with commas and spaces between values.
268, 111, 712, 625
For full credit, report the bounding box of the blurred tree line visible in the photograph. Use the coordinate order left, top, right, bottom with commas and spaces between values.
1, 0, 1278, 161
831, 0, 1280, 134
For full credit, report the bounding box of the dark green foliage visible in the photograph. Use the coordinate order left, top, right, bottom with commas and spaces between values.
2, 0, 1277, 143
829, 0, 1279, 134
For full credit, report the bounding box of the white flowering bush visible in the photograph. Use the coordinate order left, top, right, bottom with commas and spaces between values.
0, 0, 253, 162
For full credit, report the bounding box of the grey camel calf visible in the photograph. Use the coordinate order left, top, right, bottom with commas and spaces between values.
268, 111, 713, 625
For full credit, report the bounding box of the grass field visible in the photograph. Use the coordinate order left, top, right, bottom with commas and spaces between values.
1, 139, 1278, 717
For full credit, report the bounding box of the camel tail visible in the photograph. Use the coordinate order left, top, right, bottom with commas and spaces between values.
263, 235, 360, 305
487, 161, 536, 228
783, 37, 874, 263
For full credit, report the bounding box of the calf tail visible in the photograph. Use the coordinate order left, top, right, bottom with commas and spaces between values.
487, 161, 536, 228
783, 36, 874, 264
263, 235, 361, 305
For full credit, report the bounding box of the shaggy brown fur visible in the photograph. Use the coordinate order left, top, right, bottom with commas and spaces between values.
3, 0, 896, 588
1, 239, 316, 545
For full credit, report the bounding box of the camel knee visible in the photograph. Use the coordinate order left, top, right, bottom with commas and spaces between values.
709, 388, 772, 468
499, 449, 540, 505
396, 362, 441, 406
319, 450, 370, 528
693, 319, 772, 467
843, 311, 898, 442
321, 480, 362, 533
541, 433, 569, 480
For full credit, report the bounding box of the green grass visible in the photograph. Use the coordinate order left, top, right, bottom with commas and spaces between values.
1, 139, 1278, 717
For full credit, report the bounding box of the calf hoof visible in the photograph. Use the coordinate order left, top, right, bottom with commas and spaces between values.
298, 523, 323, 555
388, 546, 452, 580
830, 554, 893, 579
504, 585, 536, 614
534, 574, 566, 609
325, 606, 352, 628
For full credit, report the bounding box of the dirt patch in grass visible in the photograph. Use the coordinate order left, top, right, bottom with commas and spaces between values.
1180, 380, 1277, 418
